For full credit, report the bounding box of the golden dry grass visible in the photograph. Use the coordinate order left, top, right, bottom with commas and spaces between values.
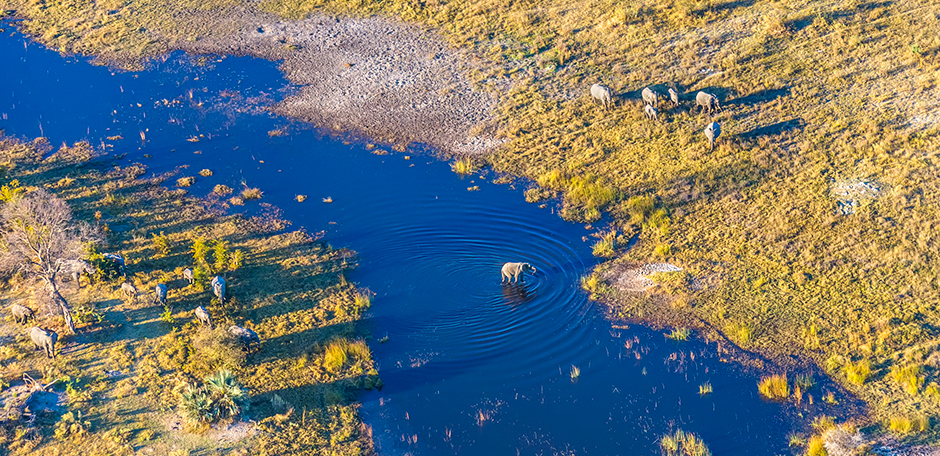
0, 137, 375, 455
4, 0, 940, 440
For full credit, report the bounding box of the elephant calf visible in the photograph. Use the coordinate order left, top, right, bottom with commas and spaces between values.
195, 305, 212, 327
501, 262, 537, 283
11, 304, 34, 324
30, 326, 58, 359
121, 282, 137, 301
182, 268, 194, 285
229, 325, 260, 352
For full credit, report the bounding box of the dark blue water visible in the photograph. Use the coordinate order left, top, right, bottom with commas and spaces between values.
0, 23, 806, 454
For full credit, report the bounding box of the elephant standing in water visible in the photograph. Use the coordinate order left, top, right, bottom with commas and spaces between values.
501, 262, 537, 283
30, 327, 58, 359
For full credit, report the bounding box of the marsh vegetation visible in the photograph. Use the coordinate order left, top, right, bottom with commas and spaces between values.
0, 137, 377, 455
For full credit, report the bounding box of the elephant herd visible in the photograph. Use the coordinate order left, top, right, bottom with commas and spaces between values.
591, 83, 724, 151
7, 258, 260, 361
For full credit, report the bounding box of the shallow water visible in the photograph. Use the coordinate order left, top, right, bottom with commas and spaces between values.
0, 24, 801, 454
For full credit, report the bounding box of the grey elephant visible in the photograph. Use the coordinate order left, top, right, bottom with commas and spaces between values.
668, 87, 680, 107
121, 282, 137, 301
501, 262, 537, 283
644, 104, 658, 121
695, 91, 721, 114
211, 276, 225, 305
705, 121, 721, 151
59, 259, 94, 288
154, 283, 167, 307
11, 304, 34, 324
229, 325, 260, 352
590, 83, 612, 111
194, 305, 212, 327
102, 253, 126, 276
29, 326, 58, 359
641, 87, 659, 108
182, 268, 194, 285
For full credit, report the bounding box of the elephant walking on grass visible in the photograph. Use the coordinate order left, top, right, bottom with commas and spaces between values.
695, 91, 722, 114
121, 282, 137, 302
154, 283, 167, 307
590, 84, 613, 111
229, 325, 260, 352
11, 304, 34, 324
642, 87, 659, 108
211, 276, 225, 305
644, 104, 658, 121
195, 305, 212, 327
30, 326, 58, 359
59, 259, 94, 288
705, 122, 721, 151
668, 88, 680, 107
182, 268, 194, 285
501, 262, 536, 283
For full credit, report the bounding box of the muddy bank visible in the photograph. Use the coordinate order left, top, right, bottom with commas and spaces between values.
178, 13, 498, 155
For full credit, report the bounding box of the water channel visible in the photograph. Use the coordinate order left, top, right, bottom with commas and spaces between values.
0, 23, 805, 454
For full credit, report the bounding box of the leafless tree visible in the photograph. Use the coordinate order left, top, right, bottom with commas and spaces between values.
0, 189, 99, 334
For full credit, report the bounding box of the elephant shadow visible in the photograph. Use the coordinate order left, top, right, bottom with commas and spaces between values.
501, 282, 535, 305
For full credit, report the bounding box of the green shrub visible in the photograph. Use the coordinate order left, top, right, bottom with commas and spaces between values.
179, 369, 248, 425
212, 240, 229, 273
152, 231, 171, 257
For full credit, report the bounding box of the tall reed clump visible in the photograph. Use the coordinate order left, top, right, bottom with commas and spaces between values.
323, 338, 371, 373
758, 374, 789, 400
179, 369, 248, 426
660, 429, 711, 456
844, 360, 871, 385
889, 415, 930, 434
451, 158, 478, 175
890, 364, 925, 395
592, 230, 618, 257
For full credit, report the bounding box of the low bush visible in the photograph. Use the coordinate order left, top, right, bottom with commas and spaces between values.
179, 369, 249, 426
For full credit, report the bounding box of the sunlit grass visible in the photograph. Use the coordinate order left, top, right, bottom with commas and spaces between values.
660, 429, 711, 456
450, 158, 478, 175
844, 360, 871, 386
757, 374, 789, 400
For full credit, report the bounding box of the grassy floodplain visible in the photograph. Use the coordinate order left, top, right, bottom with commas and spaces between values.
0, 137, 378, 455
3, 0, 940, 449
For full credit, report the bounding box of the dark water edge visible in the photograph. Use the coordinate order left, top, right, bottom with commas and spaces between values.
0, 22, 856, 455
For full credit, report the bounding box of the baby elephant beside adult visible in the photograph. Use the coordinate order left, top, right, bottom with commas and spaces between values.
30, 326, 58, 359
501, 262, 537, 283
11, 304, 34, 324
229, 325, 260, 352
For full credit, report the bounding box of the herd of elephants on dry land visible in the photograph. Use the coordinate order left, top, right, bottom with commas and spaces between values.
9, 253, 259, 359
590, 83, 723, 150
